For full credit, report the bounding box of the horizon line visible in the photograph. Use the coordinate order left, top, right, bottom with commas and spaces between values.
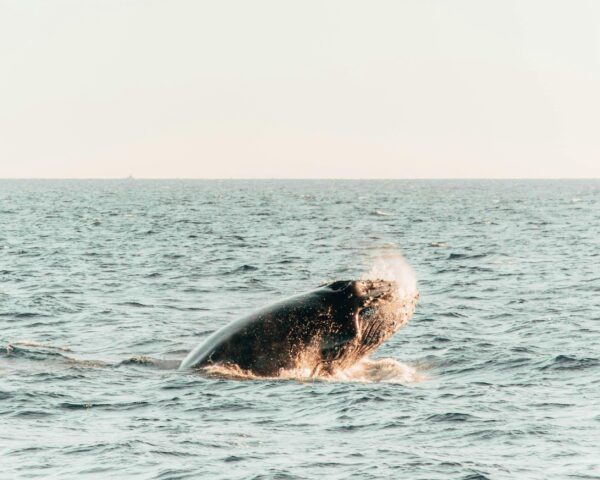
0, 177, 599, 181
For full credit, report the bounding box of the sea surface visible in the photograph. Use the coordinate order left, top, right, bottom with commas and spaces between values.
1, 179, 599, 479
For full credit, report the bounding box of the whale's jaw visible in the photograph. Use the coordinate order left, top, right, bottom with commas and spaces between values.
315, 280, 418, 374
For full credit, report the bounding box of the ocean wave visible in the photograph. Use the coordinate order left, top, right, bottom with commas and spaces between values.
447, 252, 488, 260
540, 355, 599, 371
117, 356, 181, 369
370, 210, 393, 217
2, 343, 107, 368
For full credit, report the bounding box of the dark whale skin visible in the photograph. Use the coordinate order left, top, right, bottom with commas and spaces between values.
179, 280, 417, 376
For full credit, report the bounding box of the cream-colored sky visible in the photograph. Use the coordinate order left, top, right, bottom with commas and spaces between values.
1, 0, 599, 178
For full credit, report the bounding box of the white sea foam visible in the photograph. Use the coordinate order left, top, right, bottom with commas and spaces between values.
201, 358, 423, 384
331, 357, 423, 383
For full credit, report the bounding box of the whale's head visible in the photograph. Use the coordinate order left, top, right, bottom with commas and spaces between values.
349, 279, 418, 342
317, 279, 419, 371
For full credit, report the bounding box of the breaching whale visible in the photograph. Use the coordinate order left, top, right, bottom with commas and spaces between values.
179, 280, 418, 377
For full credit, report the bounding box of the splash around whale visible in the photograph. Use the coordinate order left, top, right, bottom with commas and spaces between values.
179, 279, 419, 377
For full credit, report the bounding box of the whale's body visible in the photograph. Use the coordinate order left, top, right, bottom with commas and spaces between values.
180, 280, 418, 376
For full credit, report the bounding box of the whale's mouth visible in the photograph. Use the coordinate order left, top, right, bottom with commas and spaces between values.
364, 283, 417, 334
356, 280, 413, 348
322, 278, 418, 335
355, 280, 412, 324
316, 279, 418, 374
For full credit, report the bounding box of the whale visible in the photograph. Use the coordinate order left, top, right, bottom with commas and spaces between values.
179, 280, 418, 377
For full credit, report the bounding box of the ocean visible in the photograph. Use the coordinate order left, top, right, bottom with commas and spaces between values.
1, 179, 598, 479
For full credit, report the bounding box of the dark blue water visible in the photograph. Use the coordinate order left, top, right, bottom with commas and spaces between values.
1, 180, 599, 479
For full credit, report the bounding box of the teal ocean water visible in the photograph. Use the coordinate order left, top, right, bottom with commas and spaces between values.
1, 179, 598, 479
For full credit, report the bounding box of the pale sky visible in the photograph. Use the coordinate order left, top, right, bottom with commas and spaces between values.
1, 0, 599, 178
